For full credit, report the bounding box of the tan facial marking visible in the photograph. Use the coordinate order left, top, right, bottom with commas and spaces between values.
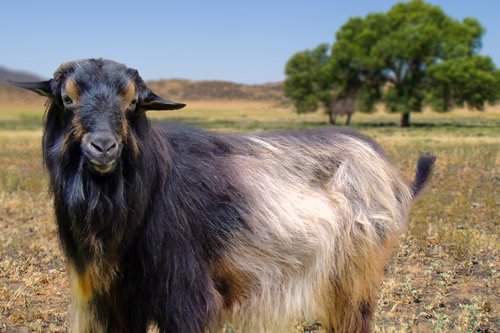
127, 130, 140, 158
65, 78, 80, 102
71, 116, 84, 140
120, 80, 136, 144
121, 80, 136, 109
120, 113, 128, 142
60, 114, 84, 155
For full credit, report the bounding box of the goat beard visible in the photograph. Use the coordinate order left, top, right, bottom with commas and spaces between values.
54, 154, 130, 253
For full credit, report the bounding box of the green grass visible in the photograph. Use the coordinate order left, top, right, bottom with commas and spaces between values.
0, 103, 498, 332
156, 117, 331, 132
0, 109, 45, 131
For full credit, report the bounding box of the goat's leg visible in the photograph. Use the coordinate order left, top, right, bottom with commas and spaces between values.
321, 276, 378, 333
69, 287, 149, 333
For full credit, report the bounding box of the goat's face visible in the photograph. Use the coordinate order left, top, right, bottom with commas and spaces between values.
10, 59, 185, 175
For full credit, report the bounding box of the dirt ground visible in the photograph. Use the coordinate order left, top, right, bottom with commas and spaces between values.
0, 101, 498, 332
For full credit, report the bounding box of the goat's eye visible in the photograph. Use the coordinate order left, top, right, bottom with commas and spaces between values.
129, 98, 137, 109
62, 95, 73, 105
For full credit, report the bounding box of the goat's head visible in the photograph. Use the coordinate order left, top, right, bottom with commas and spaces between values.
10, 59, 185, 175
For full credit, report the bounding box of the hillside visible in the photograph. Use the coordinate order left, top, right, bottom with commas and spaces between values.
0, 66, 44, 85
147, 79, 284, 101
0, 71, 285, 106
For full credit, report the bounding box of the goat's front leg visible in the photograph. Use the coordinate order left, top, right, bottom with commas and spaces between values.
69, 274, 149, 333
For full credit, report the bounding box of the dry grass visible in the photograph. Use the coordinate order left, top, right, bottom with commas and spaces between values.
0, 101, 498, 332
0, 131, 68, 332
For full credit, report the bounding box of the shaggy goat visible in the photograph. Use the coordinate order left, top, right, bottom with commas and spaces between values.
11, 59, 435, 333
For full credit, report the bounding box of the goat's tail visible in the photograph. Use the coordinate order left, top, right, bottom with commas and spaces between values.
411, 154, 436, 198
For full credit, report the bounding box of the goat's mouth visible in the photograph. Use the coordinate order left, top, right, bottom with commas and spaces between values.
88, 159, 116, 175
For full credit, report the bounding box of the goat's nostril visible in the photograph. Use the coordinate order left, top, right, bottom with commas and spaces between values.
91, 142, 105, 153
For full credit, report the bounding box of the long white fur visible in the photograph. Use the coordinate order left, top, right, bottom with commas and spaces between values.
216, 134, 413, 332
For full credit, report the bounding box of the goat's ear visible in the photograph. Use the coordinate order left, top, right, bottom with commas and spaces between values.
139, 90, 186, 112
8, 79, 54, 97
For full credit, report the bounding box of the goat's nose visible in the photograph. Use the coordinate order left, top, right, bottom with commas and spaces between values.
87, 132, 119, 158
91, 136, 116, 153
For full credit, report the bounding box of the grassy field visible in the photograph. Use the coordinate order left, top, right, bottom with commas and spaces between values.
0, 101, 498, 332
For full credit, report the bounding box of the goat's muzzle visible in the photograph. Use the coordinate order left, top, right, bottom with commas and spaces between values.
81, 131, 122, 175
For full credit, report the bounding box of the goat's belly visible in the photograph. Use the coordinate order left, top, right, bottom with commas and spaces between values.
213, 187, 344, 332
216, 241, 331, 332
215, 212, 399, 332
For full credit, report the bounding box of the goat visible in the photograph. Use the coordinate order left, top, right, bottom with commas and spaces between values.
11, 58, 435, 333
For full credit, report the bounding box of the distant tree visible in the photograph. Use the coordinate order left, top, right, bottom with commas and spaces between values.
285, 0, 500, 127
284, 44, 338, 124
284, 44, 364, 125
328, 91, 357, 126
329, 0, 499, 127
426, 55, 500, 112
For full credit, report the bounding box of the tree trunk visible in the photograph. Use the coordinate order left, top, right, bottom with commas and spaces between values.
328, 111, 337, 125
345, 113, 353, 126
400, 112, 411, 127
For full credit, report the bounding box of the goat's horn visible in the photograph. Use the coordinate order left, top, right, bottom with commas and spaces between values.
8, 79, 54, 97
140, 90, 186, 112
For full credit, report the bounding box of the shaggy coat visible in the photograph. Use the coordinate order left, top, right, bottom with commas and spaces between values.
11, 59, 435, 333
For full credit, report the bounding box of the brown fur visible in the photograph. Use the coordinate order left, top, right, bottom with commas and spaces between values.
65, 78, 80, 102
119, 81, 135, 141
121, 80, 136, 109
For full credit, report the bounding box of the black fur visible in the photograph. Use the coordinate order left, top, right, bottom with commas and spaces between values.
11, 59, 435, 332
53, 122, 250, 331
28, 59, 249, 332
412, 154, 437, 197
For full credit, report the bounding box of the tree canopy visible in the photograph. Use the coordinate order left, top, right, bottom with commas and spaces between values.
284, 0, 500, 127
284, 44, 333, 120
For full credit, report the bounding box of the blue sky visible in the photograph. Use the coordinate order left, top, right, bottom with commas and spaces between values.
1, 0, 499, 84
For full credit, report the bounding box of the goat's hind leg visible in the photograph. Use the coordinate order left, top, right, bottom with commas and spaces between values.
321, 279, 377, 333
322, 301, 375, 333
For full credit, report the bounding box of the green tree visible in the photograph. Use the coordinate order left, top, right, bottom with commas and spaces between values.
330, 0, 499, 127
284, 43, 338, 123
427, 55, 500, 112
285, 0, 499, 127
284, 44, 362, 125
